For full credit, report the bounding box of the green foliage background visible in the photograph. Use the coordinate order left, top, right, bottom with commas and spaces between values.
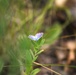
0, 0, 66, 75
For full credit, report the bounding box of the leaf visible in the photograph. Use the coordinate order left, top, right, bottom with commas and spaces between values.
0, 58, 4, 73
25, 49, 33, 75
0, 0, 9, 15
35, 50, 44, 56
45, 23, 62, 44
33, 56, 38, 62
8, 59, 20, 75
0, 17, 7, 37
18, 35, 32, 50
18, 35, 33, 74
31, 68, 40, 75
39, 39, 45, 46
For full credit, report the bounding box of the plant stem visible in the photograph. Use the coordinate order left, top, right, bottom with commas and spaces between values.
34, 62, 61, 75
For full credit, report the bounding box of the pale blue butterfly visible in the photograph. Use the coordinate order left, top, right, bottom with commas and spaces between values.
28, 32, 43, 41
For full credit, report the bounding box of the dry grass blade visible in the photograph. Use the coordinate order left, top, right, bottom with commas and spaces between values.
34, 62, 61, 75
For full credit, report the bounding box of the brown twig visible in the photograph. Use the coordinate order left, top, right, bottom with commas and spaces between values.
34, 62, 61, 75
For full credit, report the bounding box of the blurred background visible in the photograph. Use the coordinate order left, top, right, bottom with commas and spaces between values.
0, 0, 76, 75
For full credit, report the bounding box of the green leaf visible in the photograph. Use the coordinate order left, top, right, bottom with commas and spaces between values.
31, 68, 40, 75
45, 23, 62, 44
0, 58, 4, 73
35, 50, 44, 56
0, 0, 9, 15
8, 59, 20, 75
18, 35, 33, 74
39, 39, 45, 46
25, 49, 33, 75
33, 56, 38, 62
0, 17, 7, 37
18, 35, 32, 50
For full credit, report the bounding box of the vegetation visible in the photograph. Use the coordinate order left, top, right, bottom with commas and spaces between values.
0, 0, 72, 75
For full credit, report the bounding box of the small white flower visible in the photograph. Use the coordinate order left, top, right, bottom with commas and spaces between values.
28, 32, 43, 41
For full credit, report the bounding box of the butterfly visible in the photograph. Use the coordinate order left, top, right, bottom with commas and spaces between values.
28, 32, 43, 41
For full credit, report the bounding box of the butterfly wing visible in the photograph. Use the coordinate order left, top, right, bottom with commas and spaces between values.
28, 32, 43, 41
28, 35, 37, 41
35, 32, 43, 40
